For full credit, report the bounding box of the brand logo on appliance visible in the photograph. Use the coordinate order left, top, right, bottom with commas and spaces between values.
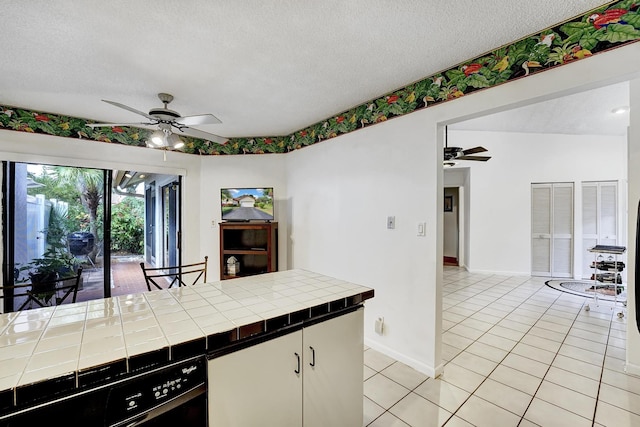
182, 365, 197, 375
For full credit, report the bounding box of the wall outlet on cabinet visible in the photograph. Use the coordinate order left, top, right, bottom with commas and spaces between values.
374, 317, 384, 335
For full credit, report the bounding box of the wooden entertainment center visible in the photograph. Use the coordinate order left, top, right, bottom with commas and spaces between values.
219, 221, 278, 280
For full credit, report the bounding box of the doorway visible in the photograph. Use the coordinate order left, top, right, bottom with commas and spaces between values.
443, 187, 459, 266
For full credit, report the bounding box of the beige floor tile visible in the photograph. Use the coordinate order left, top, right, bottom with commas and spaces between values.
518, 419, 542, 427
598, 382, 640, 416
487, 325, 525, 341
441, 415, 475, 427
477, 333, 516, 352
367, 411, 410, 427
489, 365, 542, 395
455, 395, 521, 427
534, 380, 596, 419
544, 366, 600, 398
558, 343, 605, 366
465, 341, 508, 363
389, 392, 452, 427
364, 373, 410, 409
604, 354, 627, 373
449, 351, 497, 377
442, 331, 474, 350
439, 362, 485, 393
381, 361, 429, 390
520, 333, 563, 352
441, 343, 463, 362
364, 364, 376, 380
473, 378, 533, 416
447, 324, 485, 341
563, 335, 606, 354
414, 378, 470, 413
601, 368, 640, 395
459, 317, 494, 333
500, 353, 549, 378
525, 326, 567, 343
524, 398, 592, 427
552, 354, 602, 380
511, 342, 556, 365
363, 396, 385, 426
594, 400, 640, 427
496, 318, 531, 333
364, 348, 396, 372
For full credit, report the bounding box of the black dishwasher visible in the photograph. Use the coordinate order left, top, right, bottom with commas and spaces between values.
0, 356, 207, 427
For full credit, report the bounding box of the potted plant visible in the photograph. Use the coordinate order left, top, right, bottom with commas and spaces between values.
16, 246, 78, 304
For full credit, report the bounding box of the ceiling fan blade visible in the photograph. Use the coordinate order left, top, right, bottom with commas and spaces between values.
86, 122, 154, 128
102, 99, 157, 120
175, 126, 228, 144
458, 155, 491, 161
175, 114, 222, 126
461, 146, 487, 155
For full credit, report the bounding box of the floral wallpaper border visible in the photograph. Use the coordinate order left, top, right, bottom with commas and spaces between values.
1, 0, 639, 156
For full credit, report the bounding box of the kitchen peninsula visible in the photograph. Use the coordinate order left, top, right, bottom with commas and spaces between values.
0, 269, 373, 425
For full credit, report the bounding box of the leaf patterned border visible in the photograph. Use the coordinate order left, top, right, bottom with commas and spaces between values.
1, 1, 639, 156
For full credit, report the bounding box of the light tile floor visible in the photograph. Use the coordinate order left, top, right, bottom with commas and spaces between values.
363, 267, 638, 426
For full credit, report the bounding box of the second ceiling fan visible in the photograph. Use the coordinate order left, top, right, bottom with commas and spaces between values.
444, 127, 491, 166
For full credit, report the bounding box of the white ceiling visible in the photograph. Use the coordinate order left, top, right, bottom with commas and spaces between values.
0, 0, 625, 140
450, 81, 630, 136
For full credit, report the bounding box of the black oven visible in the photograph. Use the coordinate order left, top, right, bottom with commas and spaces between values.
0, 356, 206, 427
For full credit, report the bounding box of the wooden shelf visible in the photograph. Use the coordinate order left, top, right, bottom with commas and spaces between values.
220, 222, 278, 280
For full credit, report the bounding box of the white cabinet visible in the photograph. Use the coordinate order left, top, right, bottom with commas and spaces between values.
208, 308, 364, 427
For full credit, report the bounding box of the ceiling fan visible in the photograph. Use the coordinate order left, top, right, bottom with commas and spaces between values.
86, 93, 228, 150
443, 127, 491, 167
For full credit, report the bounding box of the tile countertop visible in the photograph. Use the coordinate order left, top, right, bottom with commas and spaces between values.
0, 269, 373, 409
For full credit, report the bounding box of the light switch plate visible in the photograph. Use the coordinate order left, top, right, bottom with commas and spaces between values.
387, 216, 395, 229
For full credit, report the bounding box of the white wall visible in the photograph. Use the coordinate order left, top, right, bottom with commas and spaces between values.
449, 130, 627, 275
285, 112, 443, 376
198, 154, 288, 280
627, 77, 640, 375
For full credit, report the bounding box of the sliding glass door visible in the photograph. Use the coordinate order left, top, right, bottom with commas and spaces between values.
2, 161, 182, 313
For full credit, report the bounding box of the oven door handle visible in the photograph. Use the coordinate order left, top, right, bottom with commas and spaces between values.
111, 383, 206, 427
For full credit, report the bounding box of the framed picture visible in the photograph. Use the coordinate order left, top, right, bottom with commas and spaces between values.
444, 195, 453, 212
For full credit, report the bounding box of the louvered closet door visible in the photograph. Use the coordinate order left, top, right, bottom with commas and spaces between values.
582, 181, 618, 278
532, 185, 552, 276
531, 183, 574, 277
552, 184, 574, 277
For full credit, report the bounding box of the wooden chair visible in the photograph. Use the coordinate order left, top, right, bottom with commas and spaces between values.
140, 256, 208, 291
4, 268, 83, 311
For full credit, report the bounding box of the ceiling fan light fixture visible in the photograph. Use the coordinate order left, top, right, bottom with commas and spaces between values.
168, 133, 184, 149
150, 129, 166, 146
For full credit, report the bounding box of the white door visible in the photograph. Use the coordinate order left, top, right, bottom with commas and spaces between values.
532, 183, 574, 277
303, 308, 364, 427
208, 330, 303, 427
582, 181, 618, 278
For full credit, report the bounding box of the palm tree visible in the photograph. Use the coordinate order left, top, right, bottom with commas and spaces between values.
50, 166, 103, 263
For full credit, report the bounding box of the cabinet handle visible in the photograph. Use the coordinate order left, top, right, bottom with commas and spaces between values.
309, 346, 316, 367
294, 352, 300, 374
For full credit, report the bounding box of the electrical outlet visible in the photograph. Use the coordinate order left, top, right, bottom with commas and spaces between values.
387, 216, 395, 229
375, 317, 384, 334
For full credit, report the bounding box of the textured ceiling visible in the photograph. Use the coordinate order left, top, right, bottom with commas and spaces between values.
450, 81, 630, 136
0, 1, 620, 140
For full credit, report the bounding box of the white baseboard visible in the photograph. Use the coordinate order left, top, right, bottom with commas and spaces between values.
625, 362, 640, 377
364, 338, 443, 378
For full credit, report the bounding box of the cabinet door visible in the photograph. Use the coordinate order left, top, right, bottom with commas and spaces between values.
208, 330, 303, 427
302, 308, 364, 427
